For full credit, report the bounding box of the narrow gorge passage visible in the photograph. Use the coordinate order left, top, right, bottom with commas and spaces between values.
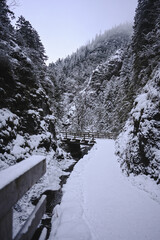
32, 142, 93, 239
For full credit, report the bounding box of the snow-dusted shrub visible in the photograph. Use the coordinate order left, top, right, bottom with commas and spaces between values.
0, 108, 20, 158
0, 108, 57, 166
116, 69, 160, 182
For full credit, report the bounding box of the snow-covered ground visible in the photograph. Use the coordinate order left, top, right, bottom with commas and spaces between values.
12, 148, 75, 237
49, 139, 160, 240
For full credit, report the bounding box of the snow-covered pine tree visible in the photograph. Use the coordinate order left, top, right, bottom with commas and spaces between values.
48, 23, 133, 133
116, 0, 160, 182
0, 0, 14, 40
132, 0, 160, 86
0, 2, 56, 164
16, 16, 47, 62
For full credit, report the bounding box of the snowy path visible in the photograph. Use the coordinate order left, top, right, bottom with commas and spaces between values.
49, 140, 160, 240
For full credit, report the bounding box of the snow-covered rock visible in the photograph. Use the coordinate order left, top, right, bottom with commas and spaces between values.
116, 69, 160, 182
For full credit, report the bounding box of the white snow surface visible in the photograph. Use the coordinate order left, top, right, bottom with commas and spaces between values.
49, 139, 160, 240
0, 155, 45, 190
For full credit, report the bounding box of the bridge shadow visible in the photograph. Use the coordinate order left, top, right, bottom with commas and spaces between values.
60, 132, 96, 160
61, 140, 94, 161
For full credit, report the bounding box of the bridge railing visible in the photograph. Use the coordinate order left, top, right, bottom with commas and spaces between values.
60, 131, 108, 140
0, 156, 46, 240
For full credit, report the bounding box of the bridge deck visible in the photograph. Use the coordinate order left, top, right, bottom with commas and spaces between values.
60, 132, 107, 145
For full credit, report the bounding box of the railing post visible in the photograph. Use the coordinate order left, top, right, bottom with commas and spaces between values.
14, 195, 46, 240
0, 209, 12, 240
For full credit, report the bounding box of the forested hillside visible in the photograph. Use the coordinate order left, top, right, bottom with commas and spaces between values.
0, 0, 58, 168
48, 23, 133, 133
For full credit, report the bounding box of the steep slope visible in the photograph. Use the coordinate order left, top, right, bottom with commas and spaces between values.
116, 69, 160, 181
132, 0, 160, 87
48, 24, 133, 132
116, 0, 160, 182
50, 23, 132, 88
74, 47, 134, 136
0, 1, 57, 167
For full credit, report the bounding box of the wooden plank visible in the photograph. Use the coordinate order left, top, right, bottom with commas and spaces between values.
0, 156, 46, 219
0, 209, 12, 240
14, 195, 46, 240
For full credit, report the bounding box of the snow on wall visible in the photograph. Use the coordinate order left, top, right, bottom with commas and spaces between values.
12, 147, 74, 237
0, 155, 45, 190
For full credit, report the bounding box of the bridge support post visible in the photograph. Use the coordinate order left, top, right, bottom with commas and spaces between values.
65, 132, 67, 139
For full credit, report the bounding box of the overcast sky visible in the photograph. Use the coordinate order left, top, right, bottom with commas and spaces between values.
11, 0, 138, 64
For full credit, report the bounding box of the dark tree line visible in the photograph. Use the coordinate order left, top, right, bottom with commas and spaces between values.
0, 0, 56, 162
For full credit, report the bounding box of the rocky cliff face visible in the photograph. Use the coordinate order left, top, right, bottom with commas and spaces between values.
116, 69, 160, 182
116, 0, 160, 182
79, 47, 134, 137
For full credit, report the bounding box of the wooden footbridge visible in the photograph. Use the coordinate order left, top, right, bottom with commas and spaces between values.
60, 132, 108, 146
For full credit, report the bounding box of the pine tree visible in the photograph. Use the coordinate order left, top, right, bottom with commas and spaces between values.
132, 0, 160, 85
16, 16, 47, 61
0, 0, 14, 40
